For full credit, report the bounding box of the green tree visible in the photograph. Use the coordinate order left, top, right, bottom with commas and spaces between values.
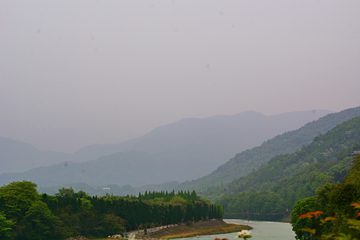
311, 173, 333, 192
345, 155, 360, 184
23, 200, 56, 240
55, 187, 76, 198
80, 198, 92, 210
76, 191, 90, 199
291, 196, 318, 240
0, 212, 14, 240
77, 206, 98, 236
0, 181, 38, 221
56, 205, 79, 237
0, 181, 67, 240
100, 213, 126, 236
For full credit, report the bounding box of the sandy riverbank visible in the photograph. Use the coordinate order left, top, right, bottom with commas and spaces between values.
147, 219, 252, 239
90, 219, 252, 240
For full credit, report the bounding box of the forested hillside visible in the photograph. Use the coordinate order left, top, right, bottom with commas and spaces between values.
180, 106, 360, 192
213, 116, 360, 218
13, 107, 360, 197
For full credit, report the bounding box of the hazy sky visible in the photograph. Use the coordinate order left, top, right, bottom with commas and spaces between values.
1, 0, 360, 153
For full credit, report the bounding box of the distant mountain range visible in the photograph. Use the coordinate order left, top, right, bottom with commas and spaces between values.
0, 109, 332, 187
0, 137, 71, 173
179, 106, 360, 192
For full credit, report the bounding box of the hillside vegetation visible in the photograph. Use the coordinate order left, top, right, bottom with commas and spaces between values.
24, 107, 360, 198
181, 106, 360, 192
213, 116, 360, 218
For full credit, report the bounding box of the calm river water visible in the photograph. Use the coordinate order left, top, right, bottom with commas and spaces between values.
173, 219, 296, 240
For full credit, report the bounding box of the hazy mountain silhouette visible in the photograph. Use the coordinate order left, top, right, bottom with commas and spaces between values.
71, 110, 333, 169
0, 110, 332, 186
178, 106, 360, 192
31, 106, 360, 197
0, 137, 71, 174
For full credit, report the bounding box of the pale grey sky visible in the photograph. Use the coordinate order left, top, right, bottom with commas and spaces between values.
1, 0, 359, 153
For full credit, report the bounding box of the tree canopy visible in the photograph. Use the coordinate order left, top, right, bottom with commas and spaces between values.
0, 182, 222, 239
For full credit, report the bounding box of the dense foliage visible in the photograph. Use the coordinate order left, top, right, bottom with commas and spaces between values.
222, 191, 286, 221
291, 154, 360, 240
181, 106, 360, 194
215, 116, 360, 220
0, 183, 223, 240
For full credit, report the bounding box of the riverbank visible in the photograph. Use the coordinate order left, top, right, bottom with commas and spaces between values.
90, 219, 295, 240
89, 220, 252, 240
148, 219, 252, 239
223, 215, 292, 223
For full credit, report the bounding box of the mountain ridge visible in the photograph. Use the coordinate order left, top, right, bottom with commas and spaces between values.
177, 106, 360, 192
27, 107, 360, 197
214, 116, 360, 213
0, 110, 332, 186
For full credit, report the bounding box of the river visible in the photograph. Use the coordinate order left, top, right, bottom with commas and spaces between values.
173, 219, 296, 240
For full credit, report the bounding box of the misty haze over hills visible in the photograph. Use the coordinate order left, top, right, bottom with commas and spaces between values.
1, 3, 359, 238
0, 109, 331, 186
72, 110, 332, 163
179, 106, 360, 192
27, 106, 360, 197
0, 137, 71, 174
